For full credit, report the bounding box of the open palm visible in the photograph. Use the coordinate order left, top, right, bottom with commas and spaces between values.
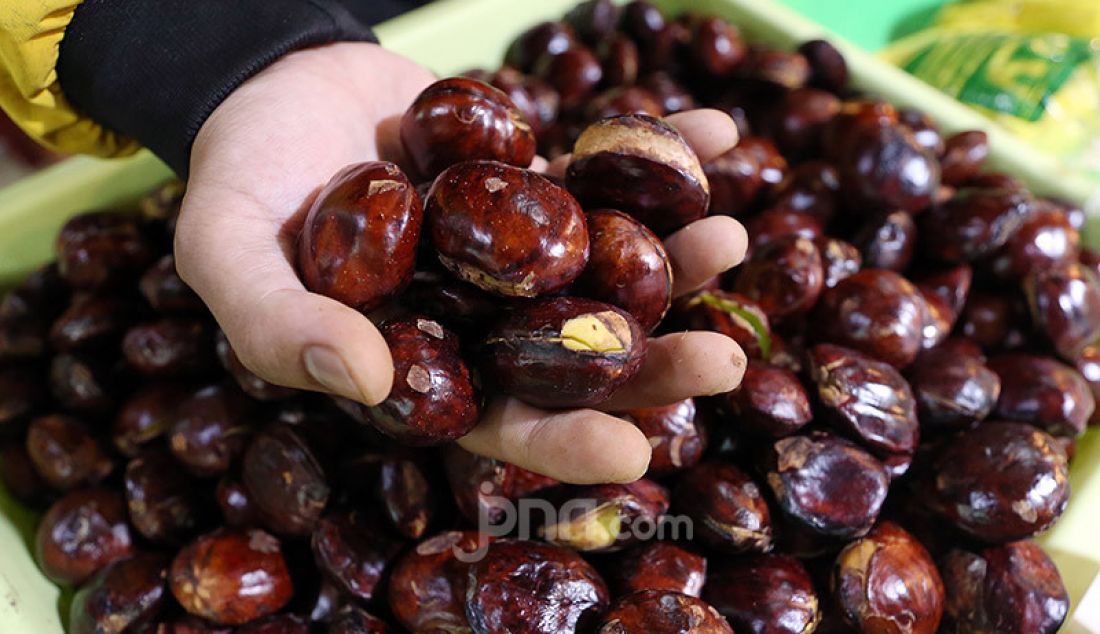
175, 42, 748, 484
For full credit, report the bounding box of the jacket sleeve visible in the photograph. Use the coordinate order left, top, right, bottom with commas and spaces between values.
0, 0, 379, 175
0, 1, 138, 159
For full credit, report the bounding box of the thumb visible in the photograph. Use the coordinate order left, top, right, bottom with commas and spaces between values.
174, 192, 393, 405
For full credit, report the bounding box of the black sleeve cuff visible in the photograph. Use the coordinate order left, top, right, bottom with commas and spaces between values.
57, 0, 379, 176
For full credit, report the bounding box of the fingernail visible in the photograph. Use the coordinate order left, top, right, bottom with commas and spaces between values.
303, 345, 362, 401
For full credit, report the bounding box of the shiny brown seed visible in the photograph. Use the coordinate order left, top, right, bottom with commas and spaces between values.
36, 487, 134, 585
170, 528, 293, 626
617, 399, 705, 477
809, 343, 919, 456
466, 539, 609, 634
311, 511, 401, 604
921, 421, 1069, 541
574, 208, 673, 332
1024, 260, 1100, 360
814, 269, 925, 368
704, 554, 821, 634
241, 423, 329, 537
297, 161, 423, 313
567, 114, 710, 235
596, 590, 732, 633
125, 449, 208, 544
764, 432, 889, 538
939, 540, 1068, 634
359, 316, 481, 445
389, 530, 490, 632
725, 360, 811, 438
612, 542, 707, 598
26, 414, 113, 490
833, 521, 944, 634
988, 353, 1094, 437
734, 235, 824, 319
69, 553, 168, 634
483, 297, 647, 408
907, 347, 1000, 431
674, 462, 772, 553
400, 78, 536, 180
542, 479, 669, 553
428, 160, 589, 297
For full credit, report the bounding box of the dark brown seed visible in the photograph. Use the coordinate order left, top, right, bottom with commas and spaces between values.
838, 124, 940, 214
616, 399, 705, 477
799, 38, 848, 92
990, 205, 1079, 280
444, 445, 558, 525
921, 421, 1069, 541
70, 553, 168, 634
1024, 260, 1100, 360
674, 462, 772, 553
596, 590, 732, 633
815, 237, 861, 288
542, 480, 669, 552
327, 606, 390, 634
573, 208, 673, 332
808, 343, 919, 456
311, 511, 401, 604
428, 160, 589, 297
242, 423, 329, 537
50, 295, 143, 351
122, 319, 215, 377
113, 383, 188, 457
735, 235, 824, 319
170, 528, 292, 626
853, 210, 915, 272
704, 554, 820, 634
56, 211, 155, 289
26, 414, 113, 490
814, 269, 924, 368
50, 353, 116, 413
140, 255, 204, 313
673, 290, 771, 360
725, 360, 811, 438
907, 347, 1000, 431
764, 433, 889, 538
400, 79, 536, 180
125, 450, 208, 544
940, 541, 1068, 634
920, 187, 1034, 262
612, 542, 707, 598
169, 385, 254, 477
360, 316, 480, 445
389, 530, 489, 632
988, 353, 1094, 437
567, 114, 710, 235
36, 487, 134, 585
833, 521, 944, 633
467, 539, 609, 634
483, 297, 647, 408
940, 130, 989, 186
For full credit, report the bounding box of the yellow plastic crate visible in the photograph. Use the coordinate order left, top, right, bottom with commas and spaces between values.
0, 0, 1097, 631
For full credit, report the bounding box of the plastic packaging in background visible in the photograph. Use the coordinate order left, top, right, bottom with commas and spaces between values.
883, 0, 1100, 186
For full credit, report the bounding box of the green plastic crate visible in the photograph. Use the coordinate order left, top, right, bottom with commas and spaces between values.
0, 0, 1097, 631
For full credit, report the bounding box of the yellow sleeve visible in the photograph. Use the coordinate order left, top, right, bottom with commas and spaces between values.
0, 1, 139, 157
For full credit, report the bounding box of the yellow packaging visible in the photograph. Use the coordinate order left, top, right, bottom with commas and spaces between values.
883, 0, 1100, 183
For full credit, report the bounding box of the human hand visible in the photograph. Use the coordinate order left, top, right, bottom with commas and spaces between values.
175, 42, 748, 485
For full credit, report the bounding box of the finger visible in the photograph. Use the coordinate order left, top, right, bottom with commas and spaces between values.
529, 155, 549, 173
665, 215, 748, 297
666, 109, 740, 162
174, 190, 394, 405
600, 331, 746, 411
459, 397, 652, 484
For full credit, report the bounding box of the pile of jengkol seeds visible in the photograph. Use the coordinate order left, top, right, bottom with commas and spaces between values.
0, 1, 1092, 632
